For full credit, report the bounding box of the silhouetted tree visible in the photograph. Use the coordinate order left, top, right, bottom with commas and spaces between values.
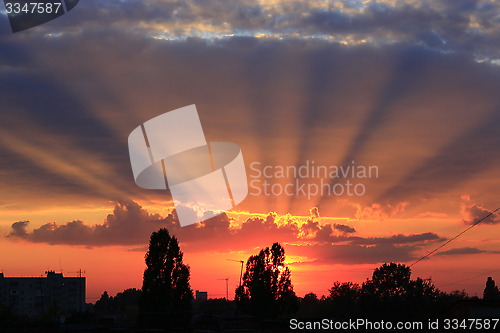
484, 277, 500, 300
94, 291, 112, 316
95, 289, 142, 322
329, 281, 360, 302
407, 277, 440, 300
328, 281, 360, 318
297, 293, 323, 318
113, 288, 142, 310
235, 242, 297, 318
303, 292, 319, 302
113, 288, 142, 321
139, 228, 193, 329
361, 263, 440, 319
447, 289, 468, 300
363, 263, 411, 300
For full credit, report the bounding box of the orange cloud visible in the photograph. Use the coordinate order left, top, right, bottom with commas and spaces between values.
461, 204, 499, 225
7, 201, 448, 266
353, 202, 409, 220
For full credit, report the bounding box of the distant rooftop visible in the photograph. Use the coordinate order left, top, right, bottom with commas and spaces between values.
0, 271, 84, 279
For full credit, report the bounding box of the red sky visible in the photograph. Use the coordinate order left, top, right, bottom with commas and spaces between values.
1, 0, 500, 303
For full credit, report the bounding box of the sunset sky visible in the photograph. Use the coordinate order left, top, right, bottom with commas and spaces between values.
1, 0, 500, 303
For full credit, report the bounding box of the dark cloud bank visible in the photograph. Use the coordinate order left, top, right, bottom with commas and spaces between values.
6, 201, 459, 265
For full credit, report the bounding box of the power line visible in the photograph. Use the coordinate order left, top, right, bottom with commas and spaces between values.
410, 207, 499, 267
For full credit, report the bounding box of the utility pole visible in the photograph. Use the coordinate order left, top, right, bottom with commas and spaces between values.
227, 259, 244, 288
68, 269, 85, 278
217, 278, 229, 300
68, 269, 85, 312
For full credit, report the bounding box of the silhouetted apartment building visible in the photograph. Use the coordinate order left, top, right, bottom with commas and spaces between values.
0, 271, 85, 318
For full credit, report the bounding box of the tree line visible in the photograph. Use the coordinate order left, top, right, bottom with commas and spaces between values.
93, 228, 498, 331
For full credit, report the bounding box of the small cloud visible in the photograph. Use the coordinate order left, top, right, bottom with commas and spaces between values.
436, 247, 486, 256
461, 204, 499, 225
9, 221, 29, 238
351, 232, 445, 245
460, 194, 471, 201
353, 202, 409, 220
310, 207, 320, 219
333, 223, 356, 234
